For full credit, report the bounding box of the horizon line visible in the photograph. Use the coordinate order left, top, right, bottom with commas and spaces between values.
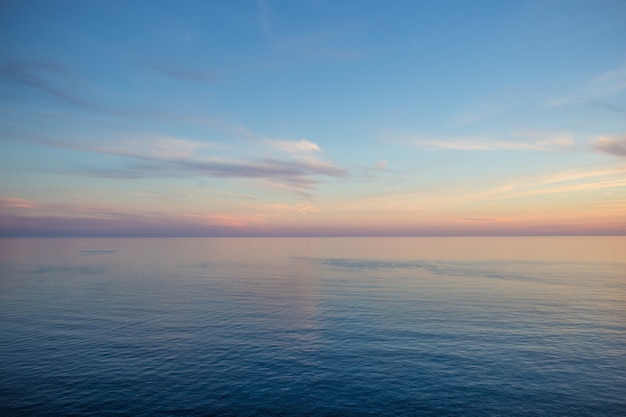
1, 233, 625, 238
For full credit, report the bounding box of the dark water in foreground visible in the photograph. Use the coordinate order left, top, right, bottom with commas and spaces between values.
0, 237, 624, 416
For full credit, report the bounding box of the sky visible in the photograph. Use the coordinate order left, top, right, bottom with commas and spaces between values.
1, 0, 625, 237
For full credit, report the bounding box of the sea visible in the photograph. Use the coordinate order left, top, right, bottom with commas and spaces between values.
0, 237, 624, 416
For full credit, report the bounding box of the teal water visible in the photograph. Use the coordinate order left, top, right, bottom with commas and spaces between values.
1, 237, 624, 416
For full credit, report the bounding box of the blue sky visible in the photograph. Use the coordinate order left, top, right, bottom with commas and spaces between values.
1, 0, 625, 236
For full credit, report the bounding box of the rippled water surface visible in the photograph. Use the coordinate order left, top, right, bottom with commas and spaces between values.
1, 237, 625, 416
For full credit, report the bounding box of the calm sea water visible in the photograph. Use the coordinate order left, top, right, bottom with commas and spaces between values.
0, 237, 624, 416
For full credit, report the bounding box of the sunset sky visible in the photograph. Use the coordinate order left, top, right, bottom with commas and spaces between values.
1, 0, 625, 236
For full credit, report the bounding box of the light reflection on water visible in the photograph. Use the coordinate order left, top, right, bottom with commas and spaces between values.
0, 237, 624, 416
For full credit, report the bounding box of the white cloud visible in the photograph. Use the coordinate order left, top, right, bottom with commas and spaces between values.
267, 139, 321, 153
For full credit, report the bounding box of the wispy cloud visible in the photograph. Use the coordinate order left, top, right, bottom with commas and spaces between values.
451, 90, 516, 126
254, 0, 363, 62
0, 60, 93, 109
209, 190, 258, 201
252, 179, 315, 198
384, 131, 574, 151
346, 166, 626, 215
267, 139, 320, 153
475, 167, 626, 202
267, 202, 319, 216
547, 63, 626, 107
425, 137, 571, 151
0, 197, 36, 209
0, 60, 180, 119
593, 135, 626, 157
184, 157, 345, 180
98, 136, 216, 159
459, 217, 510, 223
72, 156, 346, 187
512, 177, 626, 198
530, 167, 626, 187
185, 116, 262, 142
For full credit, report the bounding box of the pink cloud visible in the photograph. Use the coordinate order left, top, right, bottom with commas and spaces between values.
593, 135, 626, 157
0, 197, 36, 209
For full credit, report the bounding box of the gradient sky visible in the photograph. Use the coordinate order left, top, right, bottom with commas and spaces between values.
1, 0, 625, 236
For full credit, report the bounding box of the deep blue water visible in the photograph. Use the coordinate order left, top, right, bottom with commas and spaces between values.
0, 237, 625, 416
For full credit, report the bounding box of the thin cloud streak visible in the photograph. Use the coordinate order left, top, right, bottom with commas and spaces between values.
450, 90, 517, 126
267, 139, 320, 153
0, 197, 37, 209
80, 140, 346, 189
466, 167, 626, 202
0, 60, 93, 109
344, 166, 626, 214
208, 190, 258, 201
182, 157, 346, 181
72, 156, 347, 188
0, 60, 181, 120
547, 64, 626, 107
98, 136, 217, 160
254, 0, 364, 62
385, 132, 574, 151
